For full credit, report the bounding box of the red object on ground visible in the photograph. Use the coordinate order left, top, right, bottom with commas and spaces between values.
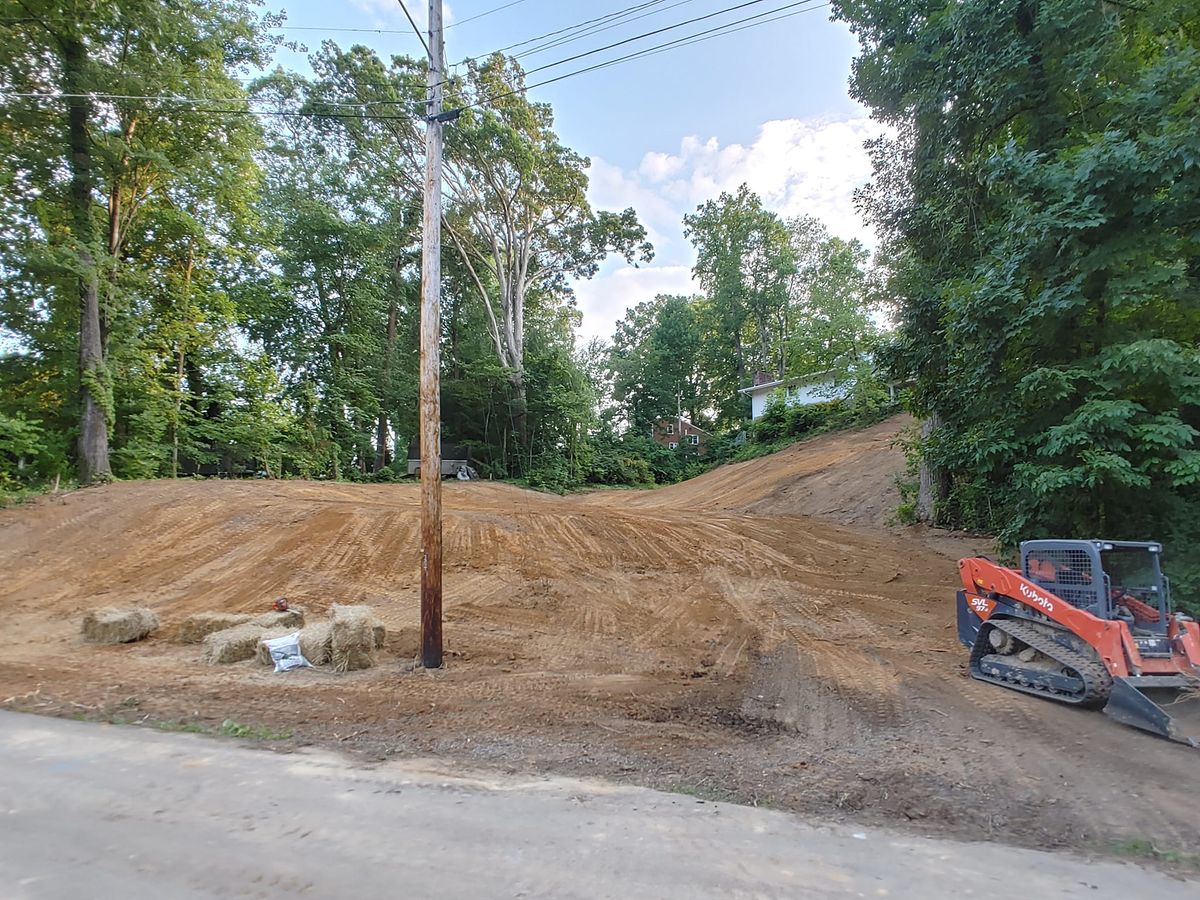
273, 597, 288, 612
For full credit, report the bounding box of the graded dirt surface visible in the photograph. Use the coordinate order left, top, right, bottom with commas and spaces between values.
1, 416, 1196, 867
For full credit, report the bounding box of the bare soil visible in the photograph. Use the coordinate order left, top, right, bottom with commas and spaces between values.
1, 416, 1196, 863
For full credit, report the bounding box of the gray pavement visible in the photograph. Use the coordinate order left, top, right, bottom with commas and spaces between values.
0, 710, 1190, 899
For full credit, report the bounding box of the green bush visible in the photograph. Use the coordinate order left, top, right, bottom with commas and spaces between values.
784, 399, 848, 437
525, 454, 573, 493
619, 455, 654, 485
750, 392, 788, 443
0, 413, 50, 489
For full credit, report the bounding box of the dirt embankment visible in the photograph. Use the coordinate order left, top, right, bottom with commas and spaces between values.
0, 416, 1195, 862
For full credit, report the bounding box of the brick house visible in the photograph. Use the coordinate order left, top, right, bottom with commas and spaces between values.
650, 416, 710, 453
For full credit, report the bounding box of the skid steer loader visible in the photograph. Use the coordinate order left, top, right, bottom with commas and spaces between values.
957, 540, 1200, 747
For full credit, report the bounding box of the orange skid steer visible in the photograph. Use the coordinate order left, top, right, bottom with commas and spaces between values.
957, 540, 1200, 747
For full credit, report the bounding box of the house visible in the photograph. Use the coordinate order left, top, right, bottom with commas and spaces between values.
738, 370, 848, 420
650, 416, 710, 453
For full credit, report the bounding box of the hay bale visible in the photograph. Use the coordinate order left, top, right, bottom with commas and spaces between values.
255, 638, 272, 667
330, 604, 377, 672
81, 608, 159, 644
255, 622, 334, 667
175, 612, 253, 644
202, 624, 274, 664
300, 622, 334, 666
253, 608, 305, 630
178, 608, 303, 644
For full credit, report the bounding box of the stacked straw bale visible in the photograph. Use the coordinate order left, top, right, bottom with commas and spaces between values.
178, 608, 304, 644
81, 608, 159, 644
176, 612, 253, 644
203, 624, 289, 664
330, 604, 378, 672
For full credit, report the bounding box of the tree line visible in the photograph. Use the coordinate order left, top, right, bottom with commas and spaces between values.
837, 0, 1200, 591
0, 0, 888, 497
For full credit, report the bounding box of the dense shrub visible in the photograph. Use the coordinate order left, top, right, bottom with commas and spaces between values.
0, 413, 52, 489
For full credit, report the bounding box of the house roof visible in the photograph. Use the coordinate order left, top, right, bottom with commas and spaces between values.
737, 370, 834, 395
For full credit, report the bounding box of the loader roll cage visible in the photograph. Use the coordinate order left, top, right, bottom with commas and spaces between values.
1021, 539, 1171, 633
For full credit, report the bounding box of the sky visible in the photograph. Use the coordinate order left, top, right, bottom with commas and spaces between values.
271, 0, 881, 341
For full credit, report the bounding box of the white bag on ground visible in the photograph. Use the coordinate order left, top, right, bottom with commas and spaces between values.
261, 631, 312, 673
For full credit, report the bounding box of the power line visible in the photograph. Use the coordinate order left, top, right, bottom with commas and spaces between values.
276, 25, 423, 35
454, 0, 697, 69
468, 0, 828, 110
602, 2, 829, 66
395, 0, 433, 60
0, 90, 423, 120
2, 0, 829, 123
521, 0, 777, 78
473, 0, 679, 59
511, 0, 696, 61
445, 0, 532, 29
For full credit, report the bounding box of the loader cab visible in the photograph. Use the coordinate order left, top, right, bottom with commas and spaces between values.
1021, 539, 1171, 635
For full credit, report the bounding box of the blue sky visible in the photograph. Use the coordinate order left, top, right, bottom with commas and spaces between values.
269, 1, 879, 339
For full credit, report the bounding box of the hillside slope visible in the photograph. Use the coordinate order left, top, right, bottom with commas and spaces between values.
0, 417, 1195, 860
588, 416, 909, 526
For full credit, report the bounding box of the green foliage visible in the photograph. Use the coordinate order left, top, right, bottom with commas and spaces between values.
0, 412, 50, 489
841, 0, 1200, 596
749, 397, 855, 446
0, 6, 891, 509
684, 185, 795, 426
786, 216, 884, 387
524, 455, 573, 493
0, 0, 282, 487
751, 392, 790, 443
609, 294, 710, 431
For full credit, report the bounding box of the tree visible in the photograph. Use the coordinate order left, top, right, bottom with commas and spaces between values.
609, 294, 709, 429
684, 185, 794, 424
442, 54, 652, 449
785, 216, 884, 402
0, 0, 277, 480
839, 0, 1200, 588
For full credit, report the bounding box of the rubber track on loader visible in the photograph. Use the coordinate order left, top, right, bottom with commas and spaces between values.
970, 618, 1113, 710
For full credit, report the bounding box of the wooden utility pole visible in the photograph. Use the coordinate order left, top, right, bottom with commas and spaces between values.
419, 0, 445, 669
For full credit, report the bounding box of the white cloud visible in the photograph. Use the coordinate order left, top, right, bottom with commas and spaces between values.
638, 151, 684, 182
644, 115, 882, 245
573, 113, 885, 343
350, 0, 455, 30
572, 264, 698, 342
585, 158, 680, 254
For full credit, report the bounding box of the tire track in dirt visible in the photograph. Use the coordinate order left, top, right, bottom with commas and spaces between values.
1, 418, 1197, 859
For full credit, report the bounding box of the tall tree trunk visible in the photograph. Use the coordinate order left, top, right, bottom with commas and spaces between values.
63, 37, 110, 482
170, 247, 195, 477
509, 370, 529, 461
916, 411, 943, 524
172, 348, 185, 476
374, 297, 398, 473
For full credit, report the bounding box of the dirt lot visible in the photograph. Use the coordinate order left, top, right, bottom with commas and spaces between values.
1, 416, 1196, 862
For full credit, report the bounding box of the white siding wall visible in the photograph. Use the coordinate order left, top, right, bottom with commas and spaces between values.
747, 378, 846, 419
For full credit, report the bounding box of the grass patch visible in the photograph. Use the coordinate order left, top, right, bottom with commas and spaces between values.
153, 719, 214, 735
1108, 838, 1200, 871
153, 718, 293, 742
657, 780, 740, 805
0, 478, 79, 509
